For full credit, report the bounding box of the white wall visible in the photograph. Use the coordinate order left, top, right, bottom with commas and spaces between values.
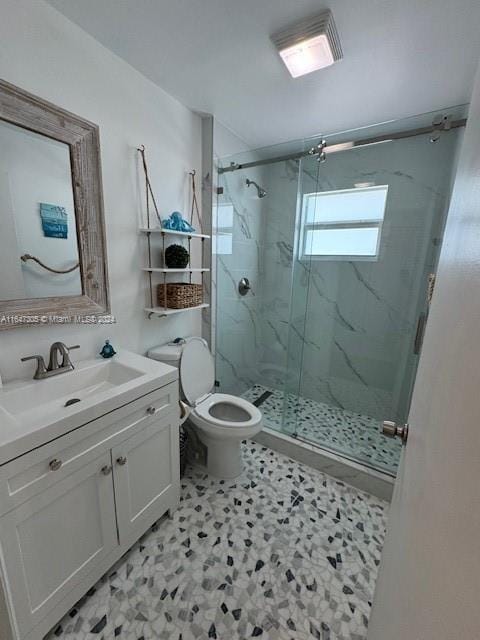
368, 56, 480, 640
0, 0, 204, 383
213, 121, 251, 160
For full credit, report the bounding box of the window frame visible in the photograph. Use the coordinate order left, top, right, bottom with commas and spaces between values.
300, 185, 388, 262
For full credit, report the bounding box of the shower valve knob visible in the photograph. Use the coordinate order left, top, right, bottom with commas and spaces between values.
238, 277, 252, 296
382, 420, 409, 444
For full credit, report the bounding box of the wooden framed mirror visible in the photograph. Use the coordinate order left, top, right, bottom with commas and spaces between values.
0, 79, 109, 329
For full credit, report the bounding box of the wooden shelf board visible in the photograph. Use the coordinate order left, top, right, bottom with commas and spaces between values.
141, 267, 210, 273
145, 303, 210, 317
139, 227, 210, 239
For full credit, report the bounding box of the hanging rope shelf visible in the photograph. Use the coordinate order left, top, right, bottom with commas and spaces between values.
136, 144, 209, 318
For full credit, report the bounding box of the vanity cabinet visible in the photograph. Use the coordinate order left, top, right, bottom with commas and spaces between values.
113, 415, 177, 548
0, 450, 118, 639
0, 382, 180, 640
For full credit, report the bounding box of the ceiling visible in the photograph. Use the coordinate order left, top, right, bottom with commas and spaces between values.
47, 0, 480, 148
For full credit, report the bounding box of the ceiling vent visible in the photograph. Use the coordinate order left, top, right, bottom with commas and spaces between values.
271, 10, 343, 78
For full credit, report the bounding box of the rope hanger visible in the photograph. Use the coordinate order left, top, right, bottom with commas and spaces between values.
138, 145, 202, 232
189, 169, 202, 233
20, 254, 79, 274
137, 145, 161, 227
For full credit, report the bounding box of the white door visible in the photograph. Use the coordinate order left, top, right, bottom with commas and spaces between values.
0, 450, 117, 639
112, 415, 180, 547
368, 62, 480, 639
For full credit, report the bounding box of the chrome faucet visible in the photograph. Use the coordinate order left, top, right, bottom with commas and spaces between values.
21, 342, 80, 380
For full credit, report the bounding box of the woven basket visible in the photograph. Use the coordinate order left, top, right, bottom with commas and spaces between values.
157, 282, 203, 309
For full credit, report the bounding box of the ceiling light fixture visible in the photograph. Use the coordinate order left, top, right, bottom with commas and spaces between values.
272, 10, 342, 78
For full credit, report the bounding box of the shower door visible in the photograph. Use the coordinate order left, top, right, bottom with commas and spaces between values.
283, 122, 462, 474
215, 149, 303, 435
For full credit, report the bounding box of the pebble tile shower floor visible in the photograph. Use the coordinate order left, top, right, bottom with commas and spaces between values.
45, 441, 387, 640
243, 385, 402, 475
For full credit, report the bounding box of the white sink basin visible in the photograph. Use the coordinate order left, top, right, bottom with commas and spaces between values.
0, 350, 178, 465
1, 360, 142, 419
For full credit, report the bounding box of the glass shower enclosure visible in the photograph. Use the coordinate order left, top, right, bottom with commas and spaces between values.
214, 107, 465, 476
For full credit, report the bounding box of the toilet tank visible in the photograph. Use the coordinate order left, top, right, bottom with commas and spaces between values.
147, 342, 183, 369
147, 337, 209, 370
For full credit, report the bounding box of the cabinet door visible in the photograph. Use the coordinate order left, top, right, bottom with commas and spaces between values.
112, 415, 179, 547
0, 451, 117, 639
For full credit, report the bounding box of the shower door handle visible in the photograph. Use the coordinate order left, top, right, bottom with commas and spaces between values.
382, 421, 409, 445
413, 312, 427, 355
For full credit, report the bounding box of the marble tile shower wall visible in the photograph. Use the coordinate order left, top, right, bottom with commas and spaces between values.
261, 132, 460, 425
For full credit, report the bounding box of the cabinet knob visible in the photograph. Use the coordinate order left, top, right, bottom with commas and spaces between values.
146, 406, 156, 415
116, 456, 127, 466
101, 465, 112, 475
49, 458, 62, 471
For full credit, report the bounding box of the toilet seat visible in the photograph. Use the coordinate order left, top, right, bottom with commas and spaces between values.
179, 338, 215, 406
178, 338, 262, 435
194, 393, 261, 429
148, 336, 262, 478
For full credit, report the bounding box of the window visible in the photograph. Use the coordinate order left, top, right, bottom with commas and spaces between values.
301, 185, 388, 259
215, 202, 233, 255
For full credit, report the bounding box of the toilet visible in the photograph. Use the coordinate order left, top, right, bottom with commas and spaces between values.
148, 338, 262, 479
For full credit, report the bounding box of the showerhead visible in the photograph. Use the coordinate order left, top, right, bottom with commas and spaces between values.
246, 178, 267, 198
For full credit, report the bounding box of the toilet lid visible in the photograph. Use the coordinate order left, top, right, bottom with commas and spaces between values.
180, 338, 214, 405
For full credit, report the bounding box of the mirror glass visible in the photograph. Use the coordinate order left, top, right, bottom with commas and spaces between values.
0, 120, 81, 300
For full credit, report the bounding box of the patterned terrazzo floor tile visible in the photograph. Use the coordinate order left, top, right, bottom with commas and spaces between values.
242, 385, 401, 474
45, 441, 387, 640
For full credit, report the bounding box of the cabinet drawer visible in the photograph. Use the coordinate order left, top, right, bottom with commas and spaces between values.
0, 382, 178, 517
